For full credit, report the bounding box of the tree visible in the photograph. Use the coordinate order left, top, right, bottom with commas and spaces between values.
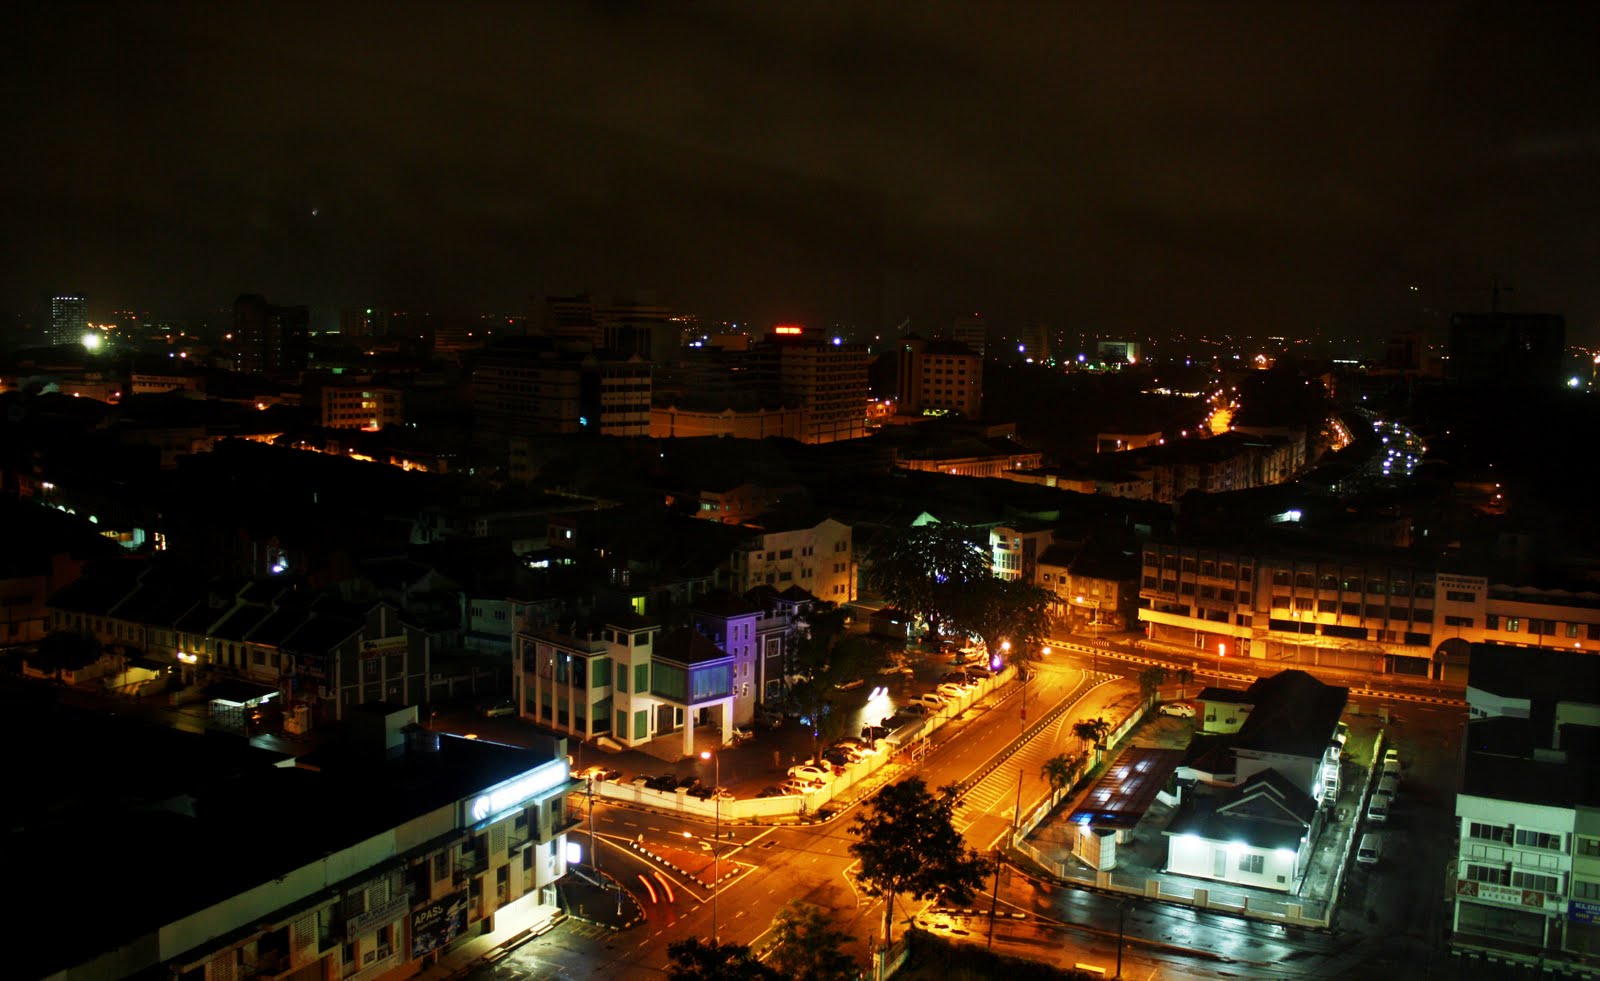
849, 777, 991, 949
1137, 666, 1167, 704
1173, 665, 1194, 699
862, 521, 990, 643
946, 578, 1055, 674
1071, 720, 1101, 752
767, 900, 857, 981
1040, 753, 1077, 807
32, 630, 101, 681
665, 938, 781, 981
787, 605, 882, 761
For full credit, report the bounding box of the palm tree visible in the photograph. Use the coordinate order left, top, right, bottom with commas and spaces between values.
1174, 666, 1195, 699
1040, 754, 1075, 807
1071, 720, 1101, 752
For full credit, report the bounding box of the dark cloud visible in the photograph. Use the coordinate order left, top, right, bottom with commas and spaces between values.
2, 1, 1597, 343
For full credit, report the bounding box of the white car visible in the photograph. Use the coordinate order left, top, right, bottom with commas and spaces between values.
788, 763, 836, 786
1158, 702, 1196, 718
936, 683, 969, 700
1366, 794, 1390, 823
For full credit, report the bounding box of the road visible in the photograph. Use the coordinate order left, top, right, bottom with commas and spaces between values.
474, 629, 1481, 981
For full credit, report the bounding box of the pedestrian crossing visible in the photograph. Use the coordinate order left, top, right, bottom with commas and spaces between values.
955, 710, 1076, 833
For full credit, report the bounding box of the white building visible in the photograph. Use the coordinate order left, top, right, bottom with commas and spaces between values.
1451, 644, 1600, 969
1163, 670, 1347, 893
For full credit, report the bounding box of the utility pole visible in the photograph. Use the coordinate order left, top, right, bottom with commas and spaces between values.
986, 848, 1002, 950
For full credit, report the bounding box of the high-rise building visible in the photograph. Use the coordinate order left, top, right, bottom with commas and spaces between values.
49, 295, 88, 346
1448, 312, 1565, 387
951, 314, 987, 362
339, 307, 390, 338
471, 339, 652, 444
896, 334, 983, 417
321, 385, 403, 430
232, 293, 310, 376
1017, 322, 1052, 363
534, 293, 682, 362
754, 326, 872, 443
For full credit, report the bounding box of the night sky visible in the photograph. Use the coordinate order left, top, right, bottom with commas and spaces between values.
4, 2, 1598, 343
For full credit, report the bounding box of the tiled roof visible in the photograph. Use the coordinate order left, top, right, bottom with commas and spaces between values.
1163, 769, 1315, 850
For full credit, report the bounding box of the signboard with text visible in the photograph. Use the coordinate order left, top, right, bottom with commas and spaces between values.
1570, 900, 1600, 924
1456, 879, 1548, 910
360, 637, 407, 661
410, 890, 468, 958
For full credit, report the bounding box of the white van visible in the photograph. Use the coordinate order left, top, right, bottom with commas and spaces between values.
1374, 776, 1399, 802
1366, 793, 1390, 823
1357, 833, 1381, 866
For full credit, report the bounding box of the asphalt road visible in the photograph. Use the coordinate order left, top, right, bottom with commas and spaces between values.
478, 653, 1474, 980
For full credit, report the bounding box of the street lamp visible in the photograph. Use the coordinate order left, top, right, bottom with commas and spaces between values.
699, 750, 720, 944
1216, 642, 1226, 688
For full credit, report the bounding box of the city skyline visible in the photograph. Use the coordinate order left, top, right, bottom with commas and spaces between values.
4, 3, 1599, 342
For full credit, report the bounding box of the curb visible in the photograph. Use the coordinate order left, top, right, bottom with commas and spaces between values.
629, 840, 741, 886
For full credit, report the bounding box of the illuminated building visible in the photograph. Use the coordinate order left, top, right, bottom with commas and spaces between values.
49, 293, 88, 346
754, 326, 872, 443
322, 385, 403, 430
15, 698, 578, 980
896, 335, 983, 418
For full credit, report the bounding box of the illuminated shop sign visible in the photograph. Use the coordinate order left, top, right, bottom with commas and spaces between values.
465, 761, 568, 824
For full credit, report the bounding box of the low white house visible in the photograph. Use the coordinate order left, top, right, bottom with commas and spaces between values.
1163, 769, 1316, 892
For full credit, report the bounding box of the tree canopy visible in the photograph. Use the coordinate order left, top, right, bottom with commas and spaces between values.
767, 900, 857, 981
946, 577, 1056, 672
862, 521, 990, 640
665, 938, 781, 981
786, 604, 883, 760
848, 777, 991, 947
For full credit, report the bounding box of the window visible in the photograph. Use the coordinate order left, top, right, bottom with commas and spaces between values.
1580, 837, 1600, 858
1466, 864, 1510, 886
1238, 853, 1264, 874
1576, 879, 1600, 901
1318, 599, 1337, 613
1272, 571, 1291, 586
1445, 589, 1475, 602
1506, 618, 1520, 633
1568, 623, 1581, 638
1468, 822, 1512, 844
1486, 614, 1499, 630
1515, 829, 1562, 851
1512, 870, 1560, 894
1272, 595, 1290, 610
1342, 602, 1360, 616
1445, 615, 1473, 628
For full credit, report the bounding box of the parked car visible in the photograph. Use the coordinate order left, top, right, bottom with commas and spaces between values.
1366, 794, 1390, 823
1357, 832, 1382, 865
754, 706, 784, 729
861, 724, 891, 741
914, 693, 947, 710
936, 683, 968, 700
1158, 701, 1196, 718
729, 725, 755, 744
834, 736, 877, 755
576, 766, 622, 783
788, 763, 836, 785
644, 774, 678, 792
479, 698, 517, 718
1382, 747, 1401, 777
1374, 775, 1398, 802
822, 748, 857, 767
964, 665, 993, 679
834, 677, 866, 691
